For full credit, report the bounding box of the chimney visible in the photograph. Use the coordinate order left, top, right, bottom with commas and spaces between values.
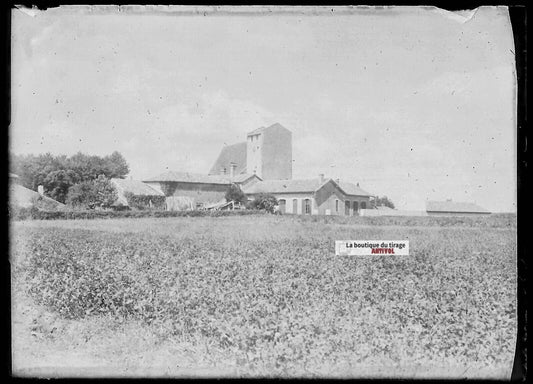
230, 162, 236, 179
335, 178, 340, 184
38, 185, 44, 196
318, 174, 325, 183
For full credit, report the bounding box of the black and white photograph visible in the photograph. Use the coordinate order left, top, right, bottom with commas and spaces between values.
9, 5, 520, 379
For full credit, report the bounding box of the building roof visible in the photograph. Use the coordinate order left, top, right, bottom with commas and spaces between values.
247, 122, 289, 137
243, 177, 373, 196
337, 181, 372, 197
144, 171, 233, 185
217, 173, 261, 184
426, 200, 490, 214
111, 178, 163, 196
243, 178, 327, 194
246, 126, 265, 136
9, 184, 64, 209
208, 141, 247, 176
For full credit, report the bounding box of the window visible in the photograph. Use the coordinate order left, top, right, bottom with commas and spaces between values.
279, 199, 286, 214
353, 201, 359, 213
304, 199, 311, 214
361, 202, 367, 209
345, 200, 350, 216
292, 199, 298, 214
222, 167, 227, 175
335, 199, 339, 212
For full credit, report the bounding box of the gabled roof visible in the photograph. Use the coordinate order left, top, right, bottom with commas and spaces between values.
143, 171, 231, 185
426, 200, 490, 214
243, 177, 373, 197
337, 181, 372, 197
208, 142, 247, 176
243, 178, 327, 194
111, 178, 163, 196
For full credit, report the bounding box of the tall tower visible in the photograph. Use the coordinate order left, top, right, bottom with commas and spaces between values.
246, 123, 292, 180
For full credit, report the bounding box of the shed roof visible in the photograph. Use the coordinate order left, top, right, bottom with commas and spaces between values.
426, 200, 490, 214
9, 184, 64, 209
208, 142, 247, 176
111, 178, 163, 196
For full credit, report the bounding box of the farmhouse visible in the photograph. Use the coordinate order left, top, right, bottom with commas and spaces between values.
426, 200, 491, 216
242, 174, 372, 215
139, 122, 373, 213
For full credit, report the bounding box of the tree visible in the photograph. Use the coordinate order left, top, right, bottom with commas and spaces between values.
105, 151, 130, 179
10, 151, 129, 203
225, 183, 247, 205
247, 193, 278, 213
66, 181, 97, 208
43, 169, 79, 203
373, 196, 395, 209
93, 175, 118, 208
66, 175, 118, 209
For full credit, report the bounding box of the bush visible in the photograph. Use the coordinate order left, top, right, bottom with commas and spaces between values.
10, 208, 269, 221
247, 193, 278, 213
225, 184, 247, 205
66, 175, 118, 209
123, 192, 166, 210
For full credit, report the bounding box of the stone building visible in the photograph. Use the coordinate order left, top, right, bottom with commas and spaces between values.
242, 174, 372, 215
142, 171, 260, 208
209, 122, 292, 180
142, 122, 372, 214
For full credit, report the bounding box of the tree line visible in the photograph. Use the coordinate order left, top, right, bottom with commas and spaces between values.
10, 151, 129, 205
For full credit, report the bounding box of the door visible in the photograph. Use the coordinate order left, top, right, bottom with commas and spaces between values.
279, 199, 286, 214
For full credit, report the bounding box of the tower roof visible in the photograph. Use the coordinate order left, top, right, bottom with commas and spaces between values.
246, 122, 290, 136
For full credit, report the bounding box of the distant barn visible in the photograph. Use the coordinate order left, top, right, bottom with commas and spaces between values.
426, 200, 491, 216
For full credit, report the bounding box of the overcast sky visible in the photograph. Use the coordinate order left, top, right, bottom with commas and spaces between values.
11, 6, 516, 212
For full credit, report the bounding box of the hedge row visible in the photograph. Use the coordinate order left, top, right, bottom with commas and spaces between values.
9, 207, 269, 221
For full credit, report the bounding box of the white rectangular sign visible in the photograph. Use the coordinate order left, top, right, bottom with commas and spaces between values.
335, 240, 409, 256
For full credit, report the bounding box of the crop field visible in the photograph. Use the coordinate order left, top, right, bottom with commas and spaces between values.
11, 214, 516, 378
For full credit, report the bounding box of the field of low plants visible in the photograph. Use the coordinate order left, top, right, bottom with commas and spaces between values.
11, 214, 516, 378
